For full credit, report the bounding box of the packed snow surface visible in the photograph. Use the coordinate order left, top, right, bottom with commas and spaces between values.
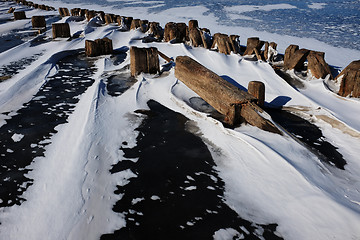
0, 0, 360, 240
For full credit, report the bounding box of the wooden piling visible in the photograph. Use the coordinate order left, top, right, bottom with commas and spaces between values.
32, 16, 46, 28
307, 51, 332, 79
337, 60, 360, 98
52, 23, 70, 38
248, 81, 265, 107
58, 8, 70, 17
284, 44, 310, 70
85, 37, 113, 57
14, 11, 26, 20
130, 47, 159, 77
243, 37, 264, 56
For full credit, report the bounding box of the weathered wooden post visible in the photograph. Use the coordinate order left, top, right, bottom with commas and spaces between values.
283, 44, 310, 70
130, 47, 159, 77
52, 23, 70, 38
264, 42, 277, 61
229, 35, 240, 54
174, 56, 280, 133
148, 22, 163, 40
14, 11, 26, 20
86, 10, 95, 21
31, 16, 46, 29
58, 8, 70, 17
243, 37, 264, 56
336, 60, 360, 98
188, 19, 204, 47
306, 51, 332, 79
85, 37, 113, 57
248, 81, 265, 107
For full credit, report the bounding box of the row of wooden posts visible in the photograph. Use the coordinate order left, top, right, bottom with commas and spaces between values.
8, 0, 360, 129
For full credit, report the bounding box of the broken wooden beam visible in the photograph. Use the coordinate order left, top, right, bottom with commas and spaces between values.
130, 47, 160, 77
52, 23, 70, 38
175, 56, 280, 134
175, 56, 255, 124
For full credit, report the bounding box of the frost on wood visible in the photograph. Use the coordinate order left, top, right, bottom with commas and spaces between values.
130, 47, 160, 77
337, 60, 360, 98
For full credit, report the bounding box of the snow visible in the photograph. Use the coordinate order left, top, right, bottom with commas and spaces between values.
0, 0, 360, 240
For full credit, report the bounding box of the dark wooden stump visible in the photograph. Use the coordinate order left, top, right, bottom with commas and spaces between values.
85, 37, 113, 57
307, 51, 332, 79
337, 60, 360, 98
32, 16, 46, 28
284, 44, 310, 70
243, 37, 264, 56
52, 23, 70, 38
130, 47, 159, 77
248, 81, 265, 107
14, 11, 26, 20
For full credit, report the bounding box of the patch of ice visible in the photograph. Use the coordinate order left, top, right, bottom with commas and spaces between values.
151, 195, 160, 200
308, 3, 327, 9
213, 228, 244, 240
11, 133, 24, 142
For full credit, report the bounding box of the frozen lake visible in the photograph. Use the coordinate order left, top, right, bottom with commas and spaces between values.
44, 0, 360, 51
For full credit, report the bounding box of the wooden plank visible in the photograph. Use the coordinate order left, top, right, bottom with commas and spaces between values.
175, 56, 256, 125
